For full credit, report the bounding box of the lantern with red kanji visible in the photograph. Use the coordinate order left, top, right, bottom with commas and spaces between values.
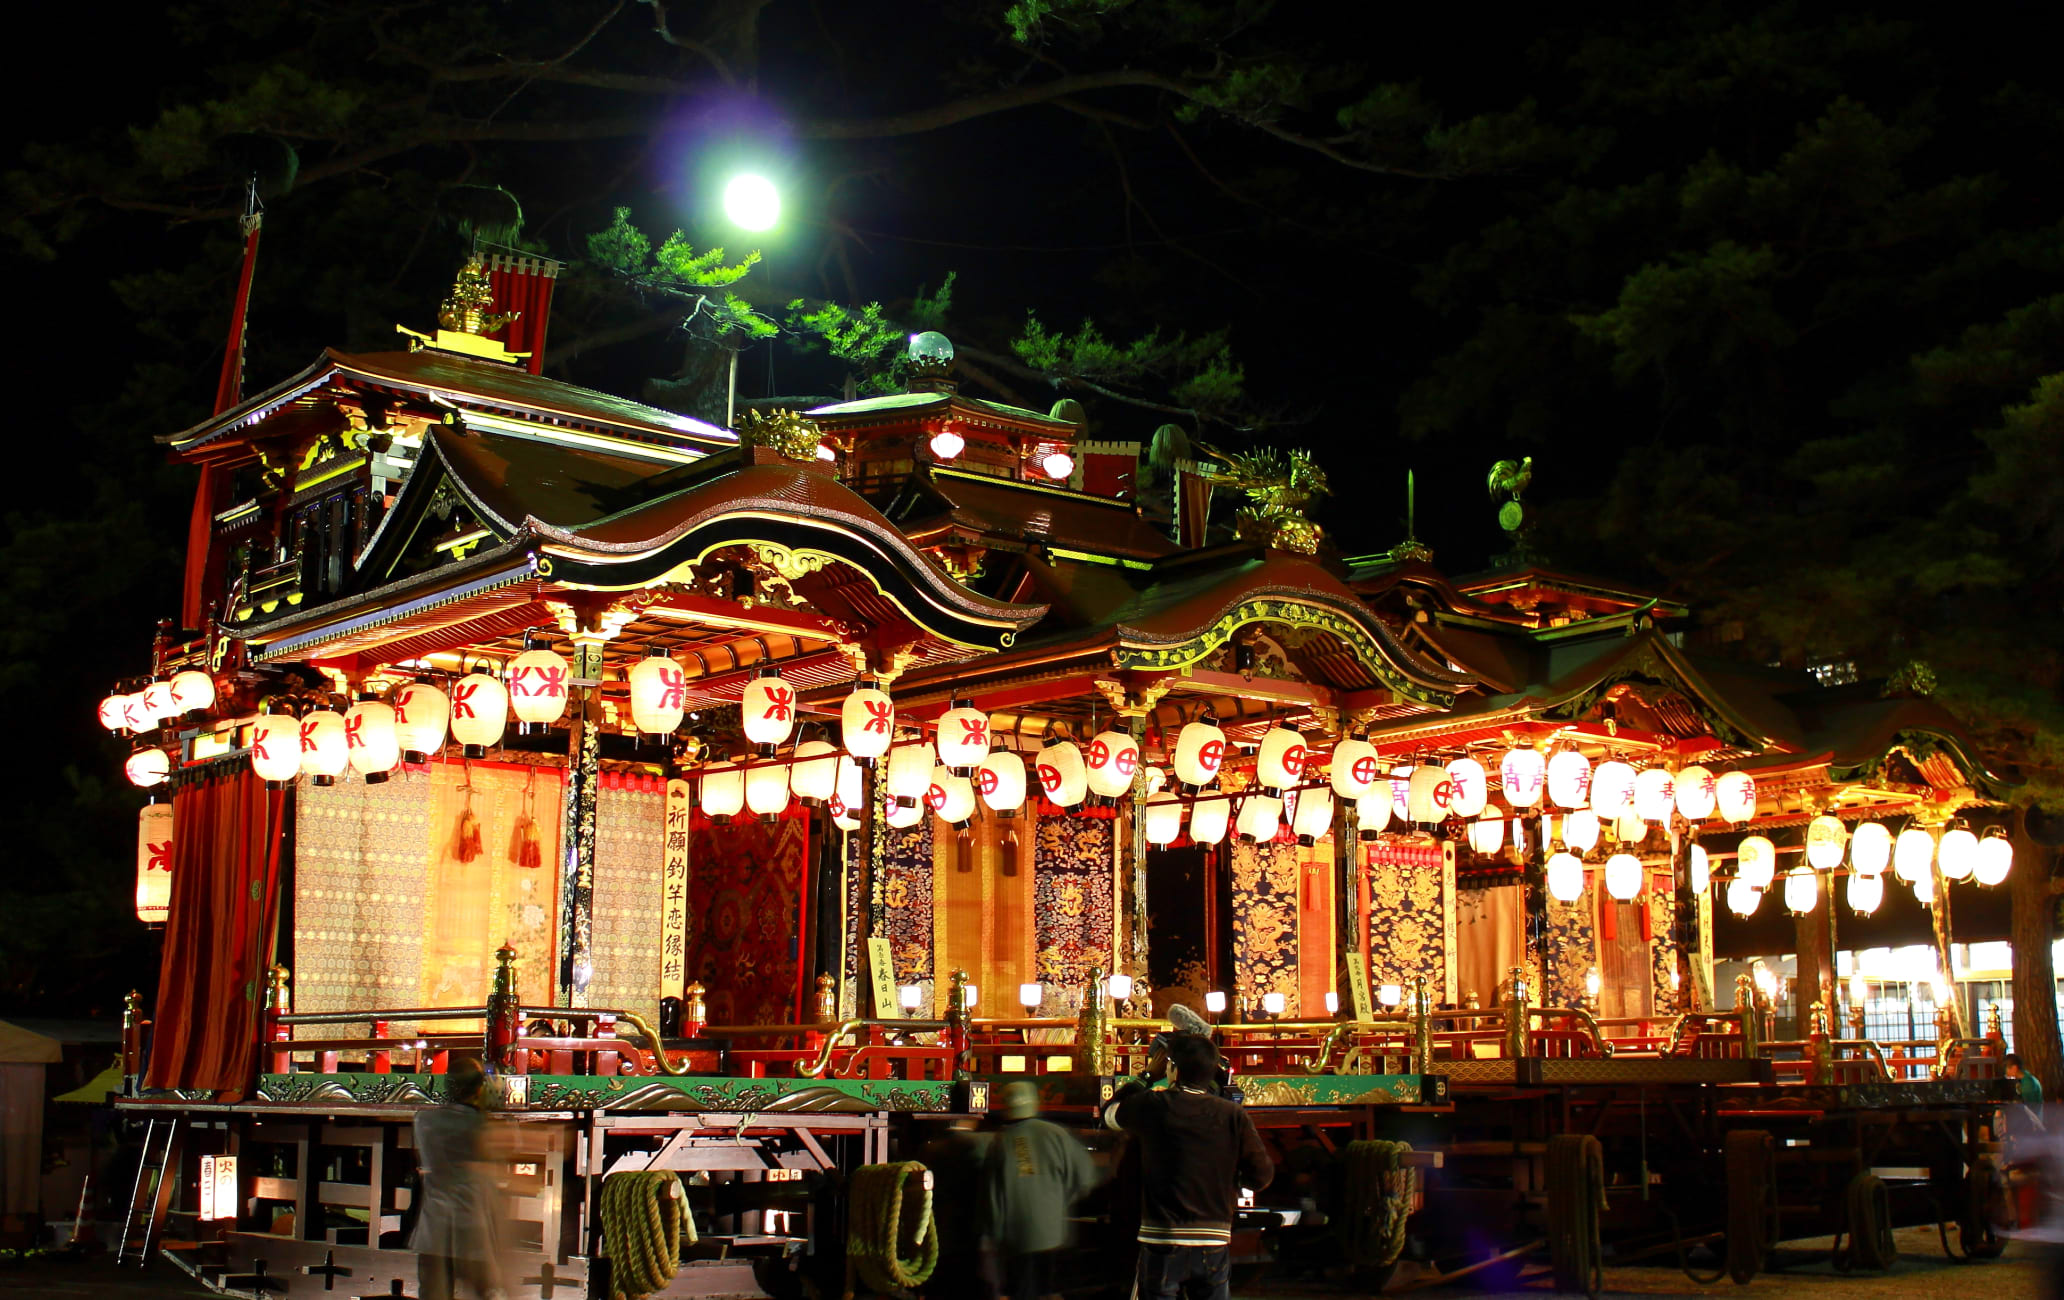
1330, 735, 1381, 799
628, 648, 688, 737
345, 700, 400, 784
1085, 729, 1141, 800
978, 750, 1027, 815
506, 642, 571, 732
741, 669, 797, 751
841, 681, 895, 765
447, 674, 508, 757
1255, 727, 1304, 796
298, 709, 349, 786
935, 699, 990, 775
394, 681, 450, 762
135, 802, 174, 925
1172, 719, 1226, 791
1036, 740, 1088, 808
249, 713, 301, 786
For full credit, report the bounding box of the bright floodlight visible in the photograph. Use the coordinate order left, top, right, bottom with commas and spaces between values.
723, 174, 780, 232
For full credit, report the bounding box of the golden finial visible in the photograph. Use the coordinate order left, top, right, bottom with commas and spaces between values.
440, 255, 517, 336
737, 408, 826, 461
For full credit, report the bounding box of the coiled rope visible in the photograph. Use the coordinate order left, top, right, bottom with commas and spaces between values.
599, 1170, 694, 1300
1839, 1171, 1897, 1272
1544, 1133, 1605, 1298
1723, 1129, 1775, 1284
845, 1161, 938, 1296
1338, 1140, 1419, 1271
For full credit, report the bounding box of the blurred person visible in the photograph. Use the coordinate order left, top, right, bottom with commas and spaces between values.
1100, 1034, 1271, 1300
921, 1115, 995, 1300
412, 1059, 507, 1300
2007, 1054, 2047, 1108
984, 1081, 1096, 1300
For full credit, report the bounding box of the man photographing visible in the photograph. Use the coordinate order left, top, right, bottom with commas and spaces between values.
1100, 1034, 1273, 1300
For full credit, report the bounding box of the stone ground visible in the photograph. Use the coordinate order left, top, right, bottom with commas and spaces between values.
0, 1227, 2054, 1297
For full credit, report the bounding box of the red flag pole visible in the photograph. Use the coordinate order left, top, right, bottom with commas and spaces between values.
181, 203, 262, 631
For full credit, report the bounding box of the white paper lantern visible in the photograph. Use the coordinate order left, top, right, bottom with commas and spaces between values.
935, 700, 992, 773
1500, 748, 1547, 808
927, 766, 976, 825
1805, 815, 1846, 871
1850, 822, 1891, 876
98, 693, 132, 732
746, 762, 792, 819
1714, 771, 1756, 824
1937, 825, 1978, 881
1975, 831, 2012, 886
1735, 835, 1775, 890
125, 747, 170, 788
168, 669, 216, 716
1086, 729, 1141, 799
1547, 851, 1585, 902
1604, 853, 1642, 901
142, 681, 178, 725
135, 802, 173, 924
1236, 795, 1283, 843
885, 798, 925, 830
1143, 766, 1168, 794
1783, 864, 1819, 915
448, 674, 508, 755
1172, 720, 1228, 789
790, 740, 839, 804
1331, 737, 1382, 799
1910, 868, 1936, 905
1592, 761, 1637, 820
1036, 741, 1088, 807
1894, 827, 1935, 884
830, 756, 864, 832
1674, 765, 1717, 820
121, 694, 153, 732
393, 682, 450, 761
1615, 812, 1649, 844
1190, 797, 1231, 845
249, 714, 301, 783
1727, 876, 1760, 917
298, 709, 349, 785
1688, 843, 1709, 893
1356, 790, 1391, 838
1255, 728, 1305, 794
885, 741, 933, 809
1469, 815, 1505, 855
741, 672, 798, 749
1444, 758, 1488, 819
1144, 793, 1183, 846
1562, 809, 1601, 853
1389, 767, 1414, 822
1548, 751, 1592, 809
505, 648, 571, 726
842, 682, 895, 762
1633, 767, 1675, 822
1407, 765, 1449, 823
977, 750, 1027, 813
700, 765, 745, 823
1846, 870, 1884, 915
344, 701, 400, 783
628, 651, 688, 736
1291, 787, 1334, 844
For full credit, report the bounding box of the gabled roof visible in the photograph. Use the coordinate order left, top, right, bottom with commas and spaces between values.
894, 467, 1177, 560
805, 388, 1076, 435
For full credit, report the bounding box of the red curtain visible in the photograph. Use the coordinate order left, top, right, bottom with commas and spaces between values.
686, 805, 811, 1026
145, 769, 287, 1097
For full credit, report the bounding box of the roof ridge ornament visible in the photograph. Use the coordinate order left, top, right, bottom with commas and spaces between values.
396, 255, 531, 365
1197, 445, 1330, 555
736, 407, 825, 461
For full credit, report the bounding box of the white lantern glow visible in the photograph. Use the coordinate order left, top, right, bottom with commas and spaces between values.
1407, 765, 1449, 823
700, 765, 745, 823
977, 750, 1027, 813
1331, 737, 1381, 799
1172, 720, 1228, 789
1937, 825, 1978, 881
1236, 795, 1282, 843
1291, 787, 1334, 845
1204, 991, 1226, 1014
936, 700, 992, 774
1735, 835, 1775, 890
1107, 973, 1134, 1001
885, 741, 933, 810
1445, 758, 1488, 819
1145, 793, 1184, 846
505, 648, 571, 726
1783, 864, 1819, 915
790, 740, 838, 805
628, 650, 687, 736
885, 796, 925, 830
1616, 812, 1648, 844
1255, 728, 1305, 795
746, 762, 792, 819
1911, 868, 1936, 905
1975, 831, 2012, 886
142, 681, 178, 725
1591, 761, 1637, 820
830, 757, 864, 832
121, 694, 153, 732
1688, 842, 1709, 893
168, 669, 216, 716
1894, 827, 1935, 884
249, 714, 301, 784
1143, 766, 1168, 794
1604, 853, 1642, 901
741, 672, 798, 749
1633, 767, 1675, 822
1261, 991, 1287, 1017
842, 682, 895, 763
1036, 741, 1088, 808
1019, 982, 1044, 1009
1356, 789, 1391, 838
1846, 870, 1884, 915
927, 766, 976, 826
1805, 815, 1846, 871
125, 747, 170, 788
1850, 822, 1891, 876
135, 802, 173, 924
1190, 797, 1231, 845
929, 429, 964, 460
1714, 771, 1756, 823
393, 682, 449, 761
1547, 851, 1585, 902
448, 673, 508, 756
1548, 751, 1592, 808
98, 693, 132, 732
1085, 729, 1141, 799
344, 701, 400, 783
1469, 815, 1505, 855
1500, 747, 1547, 808
1674, 765, 1717, 820
1562, 809, 1600, 853
298, 709, 349, 785
1389, 767, 1413, 822
1727, 875, 1761, 917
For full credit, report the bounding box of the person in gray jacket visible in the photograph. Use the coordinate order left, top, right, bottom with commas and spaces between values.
984, 1080, 1097, 1300
411, 1059, 507, 1300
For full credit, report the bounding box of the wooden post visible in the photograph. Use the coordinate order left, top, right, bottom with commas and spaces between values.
2008, 804, 2063, 1100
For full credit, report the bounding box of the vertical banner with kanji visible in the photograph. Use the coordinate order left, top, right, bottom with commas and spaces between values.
661, 779, 691, 999
136, 802, 174, 924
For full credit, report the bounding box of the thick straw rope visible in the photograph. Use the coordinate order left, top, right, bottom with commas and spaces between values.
845, 1161, 938, 1296
1544, 1133, 1605, 1298
599, 1170, 694, 1300
1338, 1140, 1418, 1271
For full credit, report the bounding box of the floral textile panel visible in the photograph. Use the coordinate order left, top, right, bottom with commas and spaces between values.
1032, 814, 1115, 1017
590, 777, 666, 1019
1363, 840, 1449, 1005
687, 806, 810, 1026
1230, 838, 1301, 1016
1647, 885, 1680, 1010
1540, 895, 1595, 1009
878, 819, 937, 986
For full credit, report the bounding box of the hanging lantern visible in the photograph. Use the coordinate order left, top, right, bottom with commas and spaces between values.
393, 682, 450, 762
1975, 829, 2012, 886
121, 693, 154, 732
168, 670, 216, 717
1714, 771, 1756, 823
249, 714, 302, 785
928, 428, 964, 460
1937, 824, 1978, 881
885, 796, 925, 830
1255, 728, 1305, 796
1331, 736, 1381, 799
841, 681, 895, 764
746, 761, 792, 820
700, 765, 745, 824
1633, 768, 1675, 822
1546, 851, 1584, 902
448, 673, 509, 757
885, 741, 933, 810
1041, 450, 1075, 480
1605, 853, 1642, 901
1190, 797, 1231, 845
629, 649, 688, 737
1037, 740, 1088, 808
1783, 864, 1819, 915
830, 757, 864, 832
98, 692, 133, 732
1292, 787, 1334, 846
1547, 750, 1592, 809
790, 740, 839, 805
936, 700, 992, 774
1500, 747, 1547, 808
1407, 765, 1449, 824
1236, 795, 1282, 843
124, 747, 170, 789
344, 701, 400, 784
1674, 766, 1717, 821
135, 802, 174, 924
1145, 793, 1184, 846
1389, 767, 1414, 822
1792, 816, 1840, 871
1911, 868, 1936, 906
1846, 870, 1884, 915
977, 750, 1027, 815
1469, 815, 1505, 855
1735, 835, 1775, 890
1893, 827, 1935, 884
925, 765, 976, 827
141, 681, 179, 725
1172, 719, 1228, 790
1085, 729, 1141, 800
1562, 809, 1601, 853
298, 709, 349, 786
1850, 821, 1891, 876
1143, 765, 1168, 794
505, 645, 571, 730
1688, 842, 1709, 893
1591, 761, 1637, 819
1355, 792, 1389, 842
1727, 876, 1761, 917
740, 670, 797, 751
1445, 758, 1488, 818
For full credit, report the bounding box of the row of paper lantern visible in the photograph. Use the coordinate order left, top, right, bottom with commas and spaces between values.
98, 671, 218, 735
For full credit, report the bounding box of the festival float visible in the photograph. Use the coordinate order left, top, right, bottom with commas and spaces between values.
98, 239, 2025, 1297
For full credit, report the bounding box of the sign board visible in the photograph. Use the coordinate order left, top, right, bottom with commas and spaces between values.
661, 780, 692, 998
867, 937, 901, 1019
1345, 957, 1374, 1023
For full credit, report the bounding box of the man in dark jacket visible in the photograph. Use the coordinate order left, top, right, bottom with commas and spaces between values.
985, 1081, 1097, 1300
1099, 1034, 1272, 1300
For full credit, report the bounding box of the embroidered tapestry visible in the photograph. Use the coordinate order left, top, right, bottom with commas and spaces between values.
420, 759, 562, 1012
1031, 812, 1115, 1018
878, 819, 937, 990
291, 771, 432, 1039
1648, 884, 1680, 1010
687, 804, 810, 1026
1230, 837, 1301, 1017
1363, 840, 1448, 1006
1539, 894, 1595, 1009
932, 810, 1036, 1018
591, 774, 666, 1018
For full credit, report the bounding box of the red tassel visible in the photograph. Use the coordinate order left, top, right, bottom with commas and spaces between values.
509, 815, 541, 868
1001, 822, 1020, 874
454, 806, 483, 863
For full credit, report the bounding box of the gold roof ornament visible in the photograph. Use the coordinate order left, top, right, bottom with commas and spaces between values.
1198, 446, 1330, 554
396, 255, 530, 364
737, 407, 826, 462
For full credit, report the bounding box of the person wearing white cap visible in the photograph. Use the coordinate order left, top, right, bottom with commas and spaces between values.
983, 1080, 1097, 1300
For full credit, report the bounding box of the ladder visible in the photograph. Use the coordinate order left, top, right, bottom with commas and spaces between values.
116, 1116, 181, 1267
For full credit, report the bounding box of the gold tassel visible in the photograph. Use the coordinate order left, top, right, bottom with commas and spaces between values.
509, 767, 542, 868
453, 766, 484, 863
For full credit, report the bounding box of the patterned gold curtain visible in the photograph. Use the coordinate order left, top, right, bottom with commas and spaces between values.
932, 810, 1037, 1017
419, 759, 562, 1012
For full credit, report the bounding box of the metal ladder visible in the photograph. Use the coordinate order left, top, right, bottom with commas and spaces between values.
116, 1116, 181, 1267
